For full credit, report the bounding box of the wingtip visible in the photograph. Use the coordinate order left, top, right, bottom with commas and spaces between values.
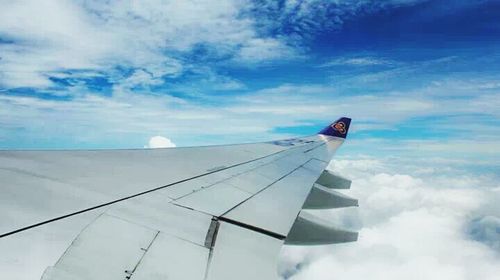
318, 117, 351, 138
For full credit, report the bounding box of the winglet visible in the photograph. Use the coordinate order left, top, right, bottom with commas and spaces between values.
318, 117, 351, 139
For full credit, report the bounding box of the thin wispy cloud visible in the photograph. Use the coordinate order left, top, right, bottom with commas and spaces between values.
246, 0, 428, 38
319, 57, 395, 67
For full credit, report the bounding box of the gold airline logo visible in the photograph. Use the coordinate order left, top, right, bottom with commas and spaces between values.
331, 121, 347, 134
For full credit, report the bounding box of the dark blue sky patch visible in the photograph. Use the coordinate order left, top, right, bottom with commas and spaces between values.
311, 0, 500, 55
0, 36, 15, 45
4, 87, 73, 101
48, 75, 112, 96
111, 66, 137, 79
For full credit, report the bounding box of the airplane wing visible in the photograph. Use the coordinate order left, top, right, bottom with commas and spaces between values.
0, 117, 358, 280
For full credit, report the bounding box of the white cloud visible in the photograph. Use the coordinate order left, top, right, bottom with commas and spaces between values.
145, 135, 176, 148
0, 0, 297, 89
235, 38, 299, 64
279, 157, 500, 280
2, 1, 498, 152
320, 57, 394, 67
0, 0, 437, 90
1, 77, 499, 151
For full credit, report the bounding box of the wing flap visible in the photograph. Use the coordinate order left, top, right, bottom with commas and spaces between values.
222, 159, 328, 236
127, 233, 209, 280
106, 193, 212, 246
41, 214, 159, 280
42, 213, 211, 280
205, 221, 283, 280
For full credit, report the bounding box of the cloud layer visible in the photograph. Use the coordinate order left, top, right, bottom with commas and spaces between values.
279, 156, 500, 280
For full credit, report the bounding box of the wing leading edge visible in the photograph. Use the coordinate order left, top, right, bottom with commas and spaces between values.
0, 117, 357, 280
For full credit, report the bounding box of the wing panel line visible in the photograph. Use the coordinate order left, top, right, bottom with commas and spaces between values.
217, 159, 309, 218
0, 145, 307, 239
217, 217, 286, 240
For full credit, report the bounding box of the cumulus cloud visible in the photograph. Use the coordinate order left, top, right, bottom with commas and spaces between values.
145, 135, 176, 148
279, 157, 500, 280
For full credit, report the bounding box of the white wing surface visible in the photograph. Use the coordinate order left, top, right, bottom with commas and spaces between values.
0, 117, 358, 280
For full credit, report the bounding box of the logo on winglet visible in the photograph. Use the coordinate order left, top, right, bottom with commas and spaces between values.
331, 121, 347, 134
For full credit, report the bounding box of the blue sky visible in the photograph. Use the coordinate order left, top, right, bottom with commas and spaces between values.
1, 2, 500, 280
0, 0, 499, 172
